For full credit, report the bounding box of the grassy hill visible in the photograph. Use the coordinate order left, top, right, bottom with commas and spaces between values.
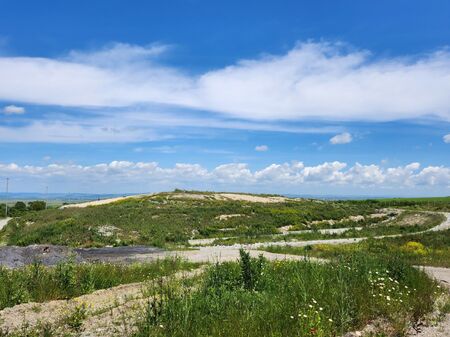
0, 191, 381, 248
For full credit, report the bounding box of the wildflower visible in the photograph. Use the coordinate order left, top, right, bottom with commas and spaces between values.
386, 296, 391, 301
308, 304, 313, 308
312, 299, 317, 304
159, 324, 164, 328
328, 318, 333, 322
290, 315, 294, 319
303, 314, 307, 318
319, 307, 323, 311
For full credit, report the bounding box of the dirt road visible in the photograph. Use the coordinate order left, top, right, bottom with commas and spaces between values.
0, 217, 11, 230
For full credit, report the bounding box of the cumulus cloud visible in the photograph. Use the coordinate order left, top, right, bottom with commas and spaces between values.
2, 105, 25, 114
330, 132, 353, 145
1, 42, 450, 122
444, 133, 450, 143
255, 145, 269, 152
1, 160, 449, 191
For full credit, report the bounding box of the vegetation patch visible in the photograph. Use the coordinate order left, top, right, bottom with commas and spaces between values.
132, 250, 443, 337
263, 229, 450, 267
0, 257, 199, 310
211, 212, 444, 246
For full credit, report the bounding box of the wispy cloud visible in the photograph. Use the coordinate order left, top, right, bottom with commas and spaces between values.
444, 133, 450, 143
1, 41, 450, 123
0, 107, 342, 143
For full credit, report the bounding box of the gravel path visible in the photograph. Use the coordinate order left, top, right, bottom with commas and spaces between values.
0, 217, 11, 230
421, 266, 450, 289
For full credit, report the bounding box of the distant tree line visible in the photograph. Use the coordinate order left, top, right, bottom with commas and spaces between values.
0, 200, 46, 217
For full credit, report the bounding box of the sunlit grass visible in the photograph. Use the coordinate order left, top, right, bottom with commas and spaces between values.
132, 250, 443, 337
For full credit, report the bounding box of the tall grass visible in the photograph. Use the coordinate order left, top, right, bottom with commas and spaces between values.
0, 257, 199, 310
133, 250, 442, 337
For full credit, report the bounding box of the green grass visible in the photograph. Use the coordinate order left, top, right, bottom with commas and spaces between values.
132, 250, 443, 337
0, 191, 381, 248
263, 229, 450, 267
0, 257, 199, 310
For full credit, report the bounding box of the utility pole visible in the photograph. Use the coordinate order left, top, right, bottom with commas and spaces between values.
45, 185, 48, 209
5, 178, 9, 217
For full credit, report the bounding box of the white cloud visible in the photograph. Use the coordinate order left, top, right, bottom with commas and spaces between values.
444, 133, 450, 143
255, 145, 269, 152
1, 160, 448, 191
2, 105, 25, 114
1, 42, 450, 122
0, 109, 341, 143
330, 132, 352, 145
66, 42, 169, 67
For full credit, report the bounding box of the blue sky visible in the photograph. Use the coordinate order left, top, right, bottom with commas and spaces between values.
0, 0, 449, 196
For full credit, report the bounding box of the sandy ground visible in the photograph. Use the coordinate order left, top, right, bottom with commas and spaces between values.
0, 217, 11, 230
60, 194, 153, 208
214, 193, 288, 203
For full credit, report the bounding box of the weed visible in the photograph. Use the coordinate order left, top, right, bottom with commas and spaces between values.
64, 301, 87, 332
